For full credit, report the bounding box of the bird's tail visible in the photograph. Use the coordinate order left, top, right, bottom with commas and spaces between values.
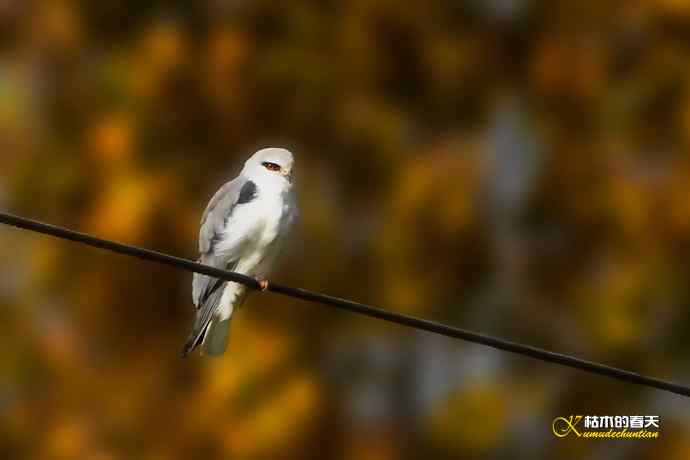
182, 282, 247, 357
181, 280, 227, 357
202, 317, 232, 356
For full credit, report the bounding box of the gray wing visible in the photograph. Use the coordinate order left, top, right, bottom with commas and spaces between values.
192, 176, 252, 308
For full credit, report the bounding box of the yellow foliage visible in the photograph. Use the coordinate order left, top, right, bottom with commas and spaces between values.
4, 1, 690, 458
90, 114, 135, 164
45, 418, 90, 459
430, 382, 509, 453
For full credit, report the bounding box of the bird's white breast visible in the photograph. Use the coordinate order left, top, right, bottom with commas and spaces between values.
216, 179, 295, 277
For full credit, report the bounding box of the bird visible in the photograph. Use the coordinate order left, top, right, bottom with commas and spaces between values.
182, 147, 298, 357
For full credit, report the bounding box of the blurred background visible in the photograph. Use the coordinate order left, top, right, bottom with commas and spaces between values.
1, 0, 690, 458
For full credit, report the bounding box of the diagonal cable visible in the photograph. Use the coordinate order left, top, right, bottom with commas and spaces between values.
0, 211, 688, 398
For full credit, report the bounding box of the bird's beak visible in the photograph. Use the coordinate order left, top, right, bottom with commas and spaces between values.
281, 169, 292, 183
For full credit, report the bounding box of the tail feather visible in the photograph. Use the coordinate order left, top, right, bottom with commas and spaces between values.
181, 321, 210, 357
181, 281, 226, 357
203, 318, 232, 356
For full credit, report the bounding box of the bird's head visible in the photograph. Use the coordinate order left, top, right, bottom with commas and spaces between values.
243, 147, 294, 184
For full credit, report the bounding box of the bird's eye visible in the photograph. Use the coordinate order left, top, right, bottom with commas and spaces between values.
262, 162, 281, 172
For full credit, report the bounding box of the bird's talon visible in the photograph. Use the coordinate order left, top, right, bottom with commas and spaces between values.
257, 279, 269, 291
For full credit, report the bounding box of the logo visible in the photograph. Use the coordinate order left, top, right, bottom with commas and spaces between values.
552, 415, 660, 439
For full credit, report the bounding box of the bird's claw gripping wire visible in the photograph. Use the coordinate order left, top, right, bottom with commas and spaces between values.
254, 277, 269, 291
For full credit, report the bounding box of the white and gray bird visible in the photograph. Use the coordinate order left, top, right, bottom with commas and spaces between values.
182, 147, 298, 357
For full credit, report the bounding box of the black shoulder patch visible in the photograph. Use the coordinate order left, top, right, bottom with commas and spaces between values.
237, 181, 258, 204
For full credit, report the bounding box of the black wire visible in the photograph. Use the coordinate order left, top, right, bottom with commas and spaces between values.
1, 211, 689, 398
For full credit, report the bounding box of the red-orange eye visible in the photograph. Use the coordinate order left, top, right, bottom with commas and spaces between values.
262, 162, 281, 171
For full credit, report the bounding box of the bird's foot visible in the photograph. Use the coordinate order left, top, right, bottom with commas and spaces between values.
254, 277, 269, 291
